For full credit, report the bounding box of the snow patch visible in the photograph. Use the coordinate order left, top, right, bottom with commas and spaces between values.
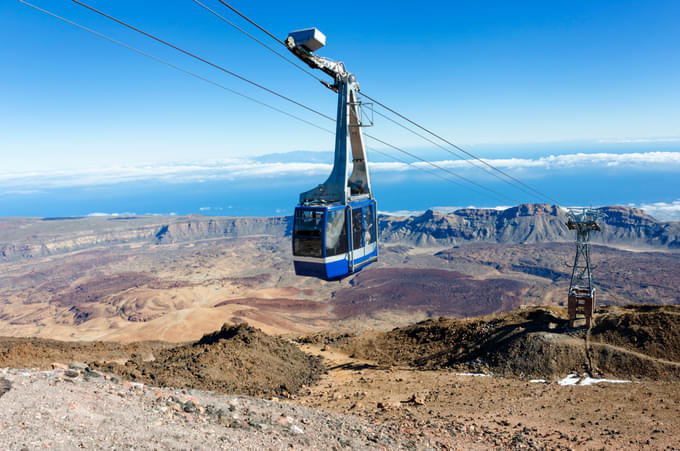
558, 374, 631, 386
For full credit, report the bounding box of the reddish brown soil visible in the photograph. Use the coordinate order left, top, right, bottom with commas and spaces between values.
2, 305, 680, 449
214, 297, 327, 314
93, 323, 324, 397
331, 304, 680, 381
0, 337, 171, 368
332, 268, 528, 319
590, 305, 680, 361
295, 344, 680, 450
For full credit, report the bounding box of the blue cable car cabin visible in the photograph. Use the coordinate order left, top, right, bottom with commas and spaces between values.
293, 199, 377, 280
286, 27, 378, 280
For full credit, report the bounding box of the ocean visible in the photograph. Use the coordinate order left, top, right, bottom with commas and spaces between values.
1, 165, 678, 220
2, 143, 679, 220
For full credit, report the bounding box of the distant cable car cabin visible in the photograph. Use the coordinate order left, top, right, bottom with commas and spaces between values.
286, 28, 377, 280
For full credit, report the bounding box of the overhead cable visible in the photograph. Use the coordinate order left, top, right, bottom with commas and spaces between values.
363, 133, 516, 203
71, 0, 335, 122
370, 108, 545, 201
22, 0, 518, 202
215, 0, 286, 47
211, 0, 560, 205
360, 92, 561, 205
16, 0, 333, 136
192, 0, 323, 84
366, 146, 497, 198
69, 0, 516, 202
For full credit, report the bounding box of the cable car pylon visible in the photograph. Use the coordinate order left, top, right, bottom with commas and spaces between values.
566, 208, 605, 328
287, 28, 378, 280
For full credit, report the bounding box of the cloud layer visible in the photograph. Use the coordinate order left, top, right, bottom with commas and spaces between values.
1, 151, 679, 191
630, 200, 680, 221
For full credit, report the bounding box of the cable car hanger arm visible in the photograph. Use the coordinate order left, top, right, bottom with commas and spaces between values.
285, 31, 348, 92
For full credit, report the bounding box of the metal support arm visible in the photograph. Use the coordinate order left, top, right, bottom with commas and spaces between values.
287, 30, 372, 206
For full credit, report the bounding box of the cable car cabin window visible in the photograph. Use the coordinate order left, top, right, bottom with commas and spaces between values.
293, 209, 324, 257
352, 208, 363, 249
363, 204, 375, 244
325, 209, 348, 256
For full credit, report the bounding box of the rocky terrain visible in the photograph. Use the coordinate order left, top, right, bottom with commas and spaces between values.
2, 305, 680, 449
331, 304, 680, 382
0, 204, 678, 342
1, 204, 678, 263
379, 204, 680, 249
94, 323, 324, 397
0, 367, 411, 450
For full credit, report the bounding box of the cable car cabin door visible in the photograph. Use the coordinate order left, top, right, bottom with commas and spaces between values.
292, 200, 377, 280
348, 199, 377, 273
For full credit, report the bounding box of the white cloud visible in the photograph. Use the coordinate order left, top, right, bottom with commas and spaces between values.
378, 209, 425, 217
87, 212, 137, 217
380, 205, 512, 217
0, 160, 332, 190
428, 152, 680, 171
629, 199, 680, 222
596, 137, 680, 144
1, 151, 679, 191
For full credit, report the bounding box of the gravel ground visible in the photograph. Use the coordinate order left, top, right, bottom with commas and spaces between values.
0, 366, 410, 450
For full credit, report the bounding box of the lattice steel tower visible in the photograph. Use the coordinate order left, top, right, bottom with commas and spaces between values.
566, 208, 605, 328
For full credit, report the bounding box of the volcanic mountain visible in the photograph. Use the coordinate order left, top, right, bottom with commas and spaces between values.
0, 204, 677, 341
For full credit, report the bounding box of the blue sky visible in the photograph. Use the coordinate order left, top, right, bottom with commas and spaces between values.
2, 1, 679, 168
1, 1, 679, 217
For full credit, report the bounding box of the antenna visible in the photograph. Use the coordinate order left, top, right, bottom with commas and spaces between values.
566, 207, 605, 328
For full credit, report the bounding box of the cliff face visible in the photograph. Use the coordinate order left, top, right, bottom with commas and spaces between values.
152, 217, 291, 244
1, 204, 678, 262
0, 216, 292, 262
597, 206, 680, 248
378, 204, 568, 246
378, 204, 680, 249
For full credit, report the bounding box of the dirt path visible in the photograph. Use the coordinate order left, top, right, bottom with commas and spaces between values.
294, 344, 680, 450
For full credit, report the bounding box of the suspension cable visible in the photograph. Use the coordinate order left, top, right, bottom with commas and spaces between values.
193, 0, 323, 84
366, 146, 494, 197
361, 92, 561, 205
17, 0, 334, 136
210, 0, 560, 205
196, 0, 534, 201
24, 0, 520, 203
370, 108, 545, 201
69, 0, 518, 202
363, 133, 516, 203
215, 0, 286, 46
71, 0, 335, 122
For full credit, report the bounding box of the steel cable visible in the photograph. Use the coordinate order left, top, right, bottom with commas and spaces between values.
20, 0, 519, 203
210, 0, 561, 205
71, 0, 335, 122
193, 0, 324, 84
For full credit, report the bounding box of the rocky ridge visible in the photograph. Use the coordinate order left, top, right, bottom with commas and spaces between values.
379, 204, 680, 248
2, 204, 678, 262
0, 216, 290, 262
